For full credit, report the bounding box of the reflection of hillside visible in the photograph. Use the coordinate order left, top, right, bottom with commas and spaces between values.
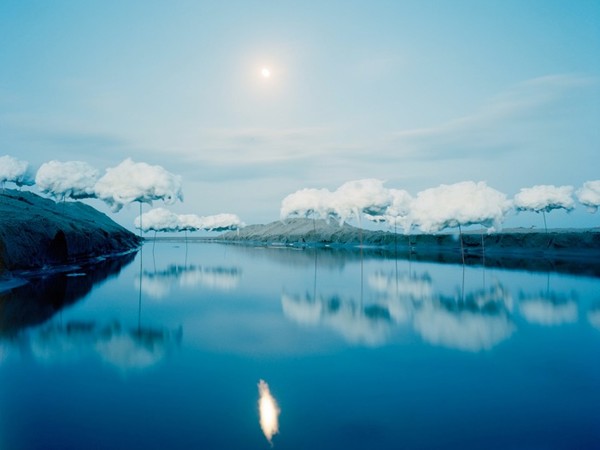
137, 265, 241, 299
28, 320, 181, 370
227, 245, 394, 270
282, 270, 515, 351
0, 252, 137, 336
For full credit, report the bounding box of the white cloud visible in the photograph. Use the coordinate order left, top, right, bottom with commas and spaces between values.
577, 180, 600, 213
410, 181, 512, 233
35, 160, 99, 200
95, 158, 183, 212
514, 185, 575, 213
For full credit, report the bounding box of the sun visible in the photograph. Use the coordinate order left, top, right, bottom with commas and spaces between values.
261, 67, 271, 78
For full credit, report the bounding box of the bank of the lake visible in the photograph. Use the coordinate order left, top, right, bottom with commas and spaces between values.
216, 218, 600, 276
0, 189, 141, 273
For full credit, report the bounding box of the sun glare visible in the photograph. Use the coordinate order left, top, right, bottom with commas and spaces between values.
261, 67, 271, 78
258, 379, 280, 444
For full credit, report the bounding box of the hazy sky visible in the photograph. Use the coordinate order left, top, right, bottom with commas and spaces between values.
1, 0, 599, 230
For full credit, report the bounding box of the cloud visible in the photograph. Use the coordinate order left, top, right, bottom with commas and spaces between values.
514, 185, 575, 213
409, 181, 512, 233
0, 155, 33, 187
35, 160, 100, 200
134, 207, 180, 232
280, 178, 392, 224
577, 180, 600, 213
280, 179, 513, 233
95, 158, 183, 212
135, 208, 244, 233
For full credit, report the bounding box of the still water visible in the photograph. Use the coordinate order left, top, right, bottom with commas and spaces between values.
1, 241, 599, 450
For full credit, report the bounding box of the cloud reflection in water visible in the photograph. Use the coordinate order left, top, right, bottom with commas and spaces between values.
413, 284, 514, 352
519, 293, 578, 326
283, 269, 516, 351
136, 265, 242, 299
588, 304, 600, 330
28, 321, 181, 371
282, 292, 397, 345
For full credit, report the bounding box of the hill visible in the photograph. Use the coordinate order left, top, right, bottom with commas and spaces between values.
0, 189, 141, 273
218, 218, 600, 275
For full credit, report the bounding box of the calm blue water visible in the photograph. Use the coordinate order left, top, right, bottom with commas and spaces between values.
1, 241, 599, 450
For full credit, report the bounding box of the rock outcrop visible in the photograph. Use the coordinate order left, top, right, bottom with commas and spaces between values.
0, 189, 141, 272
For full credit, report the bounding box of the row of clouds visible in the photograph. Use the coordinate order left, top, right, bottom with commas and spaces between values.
134, 207, 244, 233
1, 155, 244, 232
3, 155, 596, 233
0, 156, 183, 212
283, 269, 598, 351
281, 179, 600, 233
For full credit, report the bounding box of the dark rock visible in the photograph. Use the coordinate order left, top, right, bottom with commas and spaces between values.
0, 189, 141, 272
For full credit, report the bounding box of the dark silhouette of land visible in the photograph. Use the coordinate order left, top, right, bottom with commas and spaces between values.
0, 189, 141, 273
217, 218, 600, 276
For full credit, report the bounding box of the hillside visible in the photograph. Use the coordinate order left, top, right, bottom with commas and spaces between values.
220, 218, 599, 251
0, 189, 141, 273
218, 218, 600, 275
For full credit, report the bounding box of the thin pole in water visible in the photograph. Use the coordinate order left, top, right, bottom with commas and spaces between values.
461, 263, 465, 304
139, 201, 143, 239
313, 248, 318, 301
542, 211, 548, 234
481, 230, 486, 264
138, 246, 143, 332
358, 215, 364, 310
481, 229, 486, 289
458, 224, 465, 265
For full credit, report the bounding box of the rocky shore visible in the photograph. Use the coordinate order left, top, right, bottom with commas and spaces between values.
0, 189, 141, 273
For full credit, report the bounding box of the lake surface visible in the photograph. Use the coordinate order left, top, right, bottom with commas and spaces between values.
1, 241, 599, 450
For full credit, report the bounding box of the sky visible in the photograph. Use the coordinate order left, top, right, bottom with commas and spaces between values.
1, 0, 599, 231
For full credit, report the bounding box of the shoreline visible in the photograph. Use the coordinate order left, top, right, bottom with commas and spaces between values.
0, 189, 142, 274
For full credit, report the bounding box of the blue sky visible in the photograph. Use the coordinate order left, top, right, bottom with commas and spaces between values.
1, 0, 599, 230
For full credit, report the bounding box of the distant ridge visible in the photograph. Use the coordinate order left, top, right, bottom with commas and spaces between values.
220, 218, 599, 250
218, 218, 600, 275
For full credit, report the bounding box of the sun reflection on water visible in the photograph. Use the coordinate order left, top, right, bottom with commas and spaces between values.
258, 379, 280, 444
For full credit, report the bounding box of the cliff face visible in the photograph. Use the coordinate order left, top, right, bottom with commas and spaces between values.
0, 189, 141, 272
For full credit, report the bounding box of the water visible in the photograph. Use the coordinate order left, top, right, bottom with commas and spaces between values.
1, 241, 599, 450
